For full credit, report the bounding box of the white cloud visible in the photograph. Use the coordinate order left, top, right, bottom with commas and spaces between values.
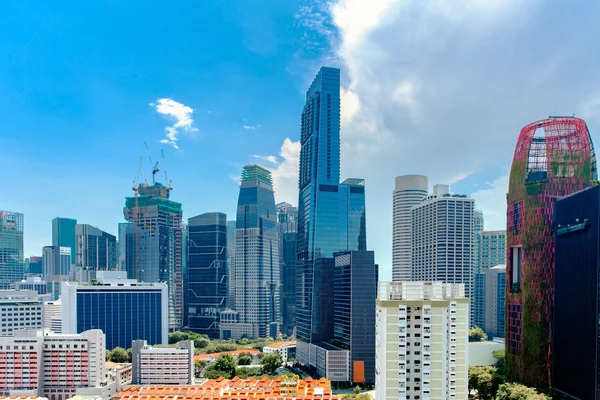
150, 98, 197, 149
253, 138, 301, 205
472, 175, 509, 231
243, 124, 263, 131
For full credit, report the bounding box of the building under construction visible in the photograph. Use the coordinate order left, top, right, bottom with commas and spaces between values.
505, 116, 597, 390
123, 150, 183, 330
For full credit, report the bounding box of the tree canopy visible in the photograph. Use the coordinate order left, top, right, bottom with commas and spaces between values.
469, 327, 488, 342
260, 352, 282, 375
108, 347, 130, 363
496, 383, 549, 399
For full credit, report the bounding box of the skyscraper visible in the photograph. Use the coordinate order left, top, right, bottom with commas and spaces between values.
226, 220, 236, 308
277, 202, 298, 336
473, 230, 506, 329
220, 165, 280, 339
295, 67, 367, 373
42, 245, 71, 277
484, 265, 506, 339
392, 175, 428, 282
117, 222, 129, 271
505, 116, 597, 389
186, 212, 228, 338
28, 256, 43, 275
124, 181, 183, 330
74, 224, 117, 282
0, 211, 24, 289
52, 217, 77, 266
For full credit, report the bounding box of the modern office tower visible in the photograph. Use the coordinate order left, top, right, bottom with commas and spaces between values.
553, 185, 600, 399
0, 329, 105, 400
44, 275, 69, 301
296, 67, 368, 372
123, 181, 184, 330
392, 176, 429, 282
226, 220, 236, 308
472, 273, 485, 329
132, 340, 194, 385
333, 250, 378, 384
277, 202, 298, 336
117, 222, 129, 271
220, 165, 280, 340
411, 186, 475, 299
0, 211, 24, 289
28, 256, 43, 275
43, 299, 62, 332
42, 246, 71, 277
185, 212, 227, 338
0, 290, 42, 336
12, 276, 48, 295
375, 282, 469, 400
61, 271, 168, 350
505, 117, 597, 389
484, 265, 506, 338
75, 224, 117, 282
52, 217, 77, 266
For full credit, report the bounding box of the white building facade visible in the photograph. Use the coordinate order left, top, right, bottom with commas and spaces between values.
0, 290, 42, 337
131, 340, 194, 385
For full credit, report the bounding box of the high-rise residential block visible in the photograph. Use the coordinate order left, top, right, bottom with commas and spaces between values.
74, 224, 117, 282
505, 117, 597, 388
392, 176, 428, 282
277, 202, 298, 337
0, 211, 24, 289
42, 246, 71, 277
375, 282, 469, 400
123, 182, 183, 330
61, 271, 168, 350
0, 290, 42, 336
220, 165, 280, 339
52, 217, 77, 266
484, 265, 506, 339
132, 340, 194, 385
185, 212, 228, 338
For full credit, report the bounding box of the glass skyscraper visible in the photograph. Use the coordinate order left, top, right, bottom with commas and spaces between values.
75, 224, 117, 282
0, 211, 24, 289
295, 67, 367, 369
277, 202, 298, 337
185, 212, 228, 338
52, 217, 77, 266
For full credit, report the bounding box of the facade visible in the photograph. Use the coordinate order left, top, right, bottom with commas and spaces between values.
264, 341, 297, 363
132, 340, 194, 385
277, 202, 298, 337
411, 185, 475, 299
472, 274, 485, 329
117, 222, 130, 271
75, 224, 117, 282
0, 290, 42, 336
185, 212, 227, 338
61, 272, 168, 350
0, 211, 24, 289
12, 276, 48, 295
42, 246, 71, 277
296, 67, 367, 372
226, 220, 236, 309
505, 117, 597, 389
332, 250, 378, 384
472, 231, 506, 328
392, 176, 428, 282
42, 299, 61, 332
484, 265, 506, 339
28, 256, 43, 275
52, 217, 77, 266
221, 165, 280, 340
0, 329, 105, 400
124, 182, 183, 330
375, 282, 469, 400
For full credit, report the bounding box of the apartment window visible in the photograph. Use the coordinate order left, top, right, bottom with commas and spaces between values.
510, 246, 523, 293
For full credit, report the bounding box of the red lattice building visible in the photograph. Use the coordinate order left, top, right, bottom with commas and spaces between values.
505, 117, 597, 390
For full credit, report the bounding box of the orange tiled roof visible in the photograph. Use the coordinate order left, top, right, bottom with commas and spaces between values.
264, 341, 296, 349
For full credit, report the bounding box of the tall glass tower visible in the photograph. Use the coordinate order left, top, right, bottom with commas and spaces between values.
277, 202, 298, 336
0, 211, 24, 289
52, 217, 77, 266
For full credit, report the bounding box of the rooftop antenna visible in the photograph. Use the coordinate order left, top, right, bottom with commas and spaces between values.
145, 141, 160, 185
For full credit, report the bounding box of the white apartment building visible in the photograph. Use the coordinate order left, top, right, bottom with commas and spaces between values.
392, 175, 429, 282
376, 282, 469, 400
131, 340, 194, 385
0, 290, 42, 337
42, 299, 61, 332
263, 341, 296, 363
411, 185, 475, 299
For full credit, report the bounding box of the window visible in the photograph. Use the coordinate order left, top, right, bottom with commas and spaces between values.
510, 246, 523, 293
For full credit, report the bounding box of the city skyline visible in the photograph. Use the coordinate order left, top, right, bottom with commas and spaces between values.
4, 1, 600, 280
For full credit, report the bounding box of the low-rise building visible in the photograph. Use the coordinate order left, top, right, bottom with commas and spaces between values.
106, 362, 132, 393
0, 290, 42, 336
131, 340, 194, 385
12, 277, 48, 295
263, 341, 296, 363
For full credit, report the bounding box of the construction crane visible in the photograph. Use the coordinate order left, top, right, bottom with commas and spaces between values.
161, 149, 173, 196
132, 156, 143, 195
145, 141, 160, 185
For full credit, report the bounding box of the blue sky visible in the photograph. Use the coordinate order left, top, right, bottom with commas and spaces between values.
2, 0, 600, 280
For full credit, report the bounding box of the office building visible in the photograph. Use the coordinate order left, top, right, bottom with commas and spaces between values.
333, 250, 378, 384
505, 117, 597, 388
52, 217, 77, 266
185, 212, 227, 338
472, 273, 485, 329
375, 282, 469, 400
132, 340, 194, 385
42, 246, 71, 277
264, 341, 296, 363
220, 165, 280, 340
43, 299, 62, 333
0, 329, 105, 400
61, 271, 168, 350
123, 181, 184, 330
27, 256, 43, 275
44, 275, 69, 302
553, 185, 600, 399
0, 211, 24, 289
411, 185, 475, 300
277, 202, 298, 336
392, 176, 428, 282
12, 276, 47, 295
75, 224, 117, 282
226, 220, 236, 309
0, 290, 42, 336
117, 222, 130, 271
296, 67, 367, 373
484, 265, 506, 339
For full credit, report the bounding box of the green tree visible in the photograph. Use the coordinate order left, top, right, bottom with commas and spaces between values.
109, 347, 129, 363
194, 338, 210, 349
238, 337, 251, 346
468, 366, 495, 400
237, 353, 253, 366
492, 349, 505, 375
203, 366, 226, 379
496, 383, 549, 400
212, 354, 237, 378
105, 350, 111, 361
260, 352, 282, 375
169, 331, 185, 344
194, 360, 207, 379
468, 327, 487, 342
353, 386, 361, 394
127, 348, 133, 363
